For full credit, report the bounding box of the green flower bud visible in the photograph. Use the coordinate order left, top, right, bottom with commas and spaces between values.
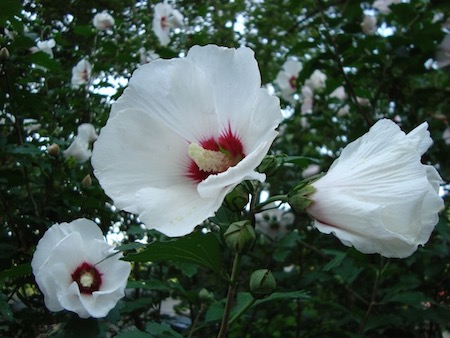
287, 181, 316, 213
224, 184, 249, 211
198, 288, 214, 304
223, 220, 256, 254
249, 269, 277, 299
257, 155, 278, 176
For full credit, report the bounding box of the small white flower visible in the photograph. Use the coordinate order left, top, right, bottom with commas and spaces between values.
306, 119, 444, 258
274, 59, 303, 104
63, 123, 98, 163
33, 39, 56, 57
31, 219, 131, 318
92, 45, 282, 237
329, 86, 347, 101
337, 104, 350, 117
305, 69, 327, 92
152, 1, 184, 46
361, 15, 377, 35
93, 12, 115, 30
436, 35, 450, 69
372, 0, 401, 15
71, 59, 92, 88
300, 85, 314, 115
255, 204, 294, 240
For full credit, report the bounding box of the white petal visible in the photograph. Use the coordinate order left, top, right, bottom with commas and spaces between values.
406, 122, 432, 155
92, 108, 192, 214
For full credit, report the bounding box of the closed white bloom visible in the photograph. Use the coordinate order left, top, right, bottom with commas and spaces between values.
152, 1, 184, 46
71, 59, 92, 88
436, 35, 450, 69
305, 69, 327, 92
443, 127, 450, 145
63, 123, 98, 163
372, 0, 401, 15
31, 219, 131, 318
92, 45, 282, 237
274, 59, 303, 104
34, 39, 56, 57
93, 12, 115, 30
300, 85, 314, 114
361, 15, 377, 35
306, 119, 443, 258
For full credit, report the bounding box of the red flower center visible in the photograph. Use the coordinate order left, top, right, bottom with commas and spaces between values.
71, 262, 102, 294
161, 16, 168, 29
187, 126, 245, 183
289, 75, 297, 90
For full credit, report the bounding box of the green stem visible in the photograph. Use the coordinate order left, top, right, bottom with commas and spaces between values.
228, 296, 257, 325
255, 194, 288, 211
217, 253, 242, 338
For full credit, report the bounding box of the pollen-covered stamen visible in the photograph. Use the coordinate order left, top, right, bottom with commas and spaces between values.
71, 262, 102, 294
188, 143, 234, 173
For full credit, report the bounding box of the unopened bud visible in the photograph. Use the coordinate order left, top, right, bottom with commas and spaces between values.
249, 269, 276, 299
198, 288, 214, 304
47, 143, 60, 156
0, 47, 10, 61
257, 155, 278, 176
287, 181, 316, 213
224, 184, 249, 211
81, 174, 92, 188
223, 220, 256, 254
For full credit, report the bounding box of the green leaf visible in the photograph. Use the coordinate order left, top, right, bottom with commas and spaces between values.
0, 293, 13, 322
145, 322, 183, 338
124, 231, 225, 278
0, 263, 31, 280
322, 250, 347, 271
114, 330, 153, 338
0, 0, 22, 26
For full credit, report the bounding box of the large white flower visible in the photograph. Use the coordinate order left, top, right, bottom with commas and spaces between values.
152, 1, 184, 46
92, 45, 282, 237
71, 59, 92, 88
306, 119, 443, 258
274, 59, 303, 104
93, 12, 115, 30
31, 219, 131, 318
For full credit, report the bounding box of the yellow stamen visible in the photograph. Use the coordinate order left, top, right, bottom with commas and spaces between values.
80, 272, 94, 287
188, 143, 233, 173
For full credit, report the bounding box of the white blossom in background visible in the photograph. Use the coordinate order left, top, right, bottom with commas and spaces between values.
255, 204, 294, 240
152, 1, 184, 46
329, 86, 347, 101
63, 123, 98, 163
139, 47, 160, 65
361, 15, 377, 35
372, 0, 401, 15
436, 35, 450, 69
71, 59, 92, 88
302, 164, 321, 178
300, 85, 314, 115
274, 59, 303, 104
93, 12, 115, 30
92, 45, 282, 237
337, 104, 350, 117
31, 219, 131, 318
31, 39, 56, 57
306, 119, 444, 258
305, 69, 327, 92
443, 127, 450, 145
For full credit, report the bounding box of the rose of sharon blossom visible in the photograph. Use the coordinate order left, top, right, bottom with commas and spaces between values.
305, 69, 327, 92
93, 12, 115, 30
274, 59, 303, 104
63, 123, 98, 163
92, 45, 282, 237
152, 1, 184, 46
361, 15, 377, 35
372, 0, 401, 15
300, 85, 314, 115
31, 39, 56, 57
306, 119, 443, 258
436, 35, 450, 69
71, 59, 92, 88
31, 219, 131, 318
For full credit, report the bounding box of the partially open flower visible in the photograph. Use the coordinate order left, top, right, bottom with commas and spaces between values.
31, 218, 131, 318
305, 119, 443, 258
33, 39, 56, 58
71, 59, 92, 88
93, 12, 115, 30
63, 123, 98, 163
152, 1, 184, 46
92, 45, 282, 237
